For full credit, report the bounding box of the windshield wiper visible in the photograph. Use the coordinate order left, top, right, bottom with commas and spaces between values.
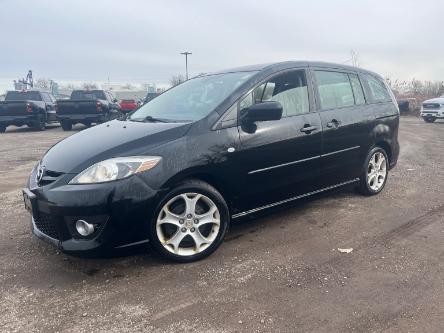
130, 116, 170, 123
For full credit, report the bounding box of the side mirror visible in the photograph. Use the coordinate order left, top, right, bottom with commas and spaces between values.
113, 99, 118, 103
240, 101, 283, 123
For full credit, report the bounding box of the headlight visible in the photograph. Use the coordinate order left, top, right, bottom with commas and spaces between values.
69, 156, 161, 184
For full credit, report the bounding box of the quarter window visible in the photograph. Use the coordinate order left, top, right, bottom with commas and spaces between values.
349, 74, 366, 105
315, 71, 354, 109
363, 74, 391, 103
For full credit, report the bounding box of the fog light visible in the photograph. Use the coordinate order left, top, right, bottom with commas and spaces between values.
75, 220, 95, 236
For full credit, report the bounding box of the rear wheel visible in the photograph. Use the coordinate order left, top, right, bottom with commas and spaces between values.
61, 120, 72, 131
149, 180, 230, 262
358, 147, 389, 196
34, 115, 46, 131
424, 117, 436, 123
0, 124, 6, 133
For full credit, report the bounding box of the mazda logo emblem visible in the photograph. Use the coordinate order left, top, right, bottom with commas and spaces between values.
37, 164, 45, 184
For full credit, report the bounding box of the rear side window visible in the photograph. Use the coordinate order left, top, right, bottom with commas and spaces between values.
349, 74, 366, 105
241, 70, 309, 117
314, 71, 354, 109
362, 74, 391, 103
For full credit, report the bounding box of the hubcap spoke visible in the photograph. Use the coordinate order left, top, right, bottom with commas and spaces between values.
158, 207, 183, 227
190, 228, 210, 251
196, 206, 220, 226
181, 193, 202, 216
165, 230, 187, 253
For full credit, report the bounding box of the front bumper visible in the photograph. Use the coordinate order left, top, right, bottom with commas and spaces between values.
421, 110, 444, 118
57, 113, 107, 123
24, 174, 164, 255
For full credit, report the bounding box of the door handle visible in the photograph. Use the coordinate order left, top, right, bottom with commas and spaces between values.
300, 125, 318, 134
326, 119, 341, 129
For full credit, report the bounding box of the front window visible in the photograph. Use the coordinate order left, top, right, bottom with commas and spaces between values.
130, 72, 255, 122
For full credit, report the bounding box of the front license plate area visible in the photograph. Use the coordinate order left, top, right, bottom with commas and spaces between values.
22, 188, 39, 219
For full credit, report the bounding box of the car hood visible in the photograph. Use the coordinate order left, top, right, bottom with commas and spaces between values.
423, 97, 444, 104
41, 120, 192, 173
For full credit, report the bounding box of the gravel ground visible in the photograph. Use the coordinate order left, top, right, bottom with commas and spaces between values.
0, 117, 443, 333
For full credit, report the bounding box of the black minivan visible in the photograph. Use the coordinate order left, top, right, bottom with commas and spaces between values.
23, 61, 399, 262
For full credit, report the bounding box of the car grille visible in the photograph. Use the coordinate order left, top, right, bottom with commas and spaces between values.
422, 103, 440, 110
37, 168, 64, 187
34, 213, 60, 240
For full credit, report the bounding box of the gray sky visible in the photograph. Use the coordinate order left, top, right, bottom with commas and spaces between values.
0, 0, 443, 85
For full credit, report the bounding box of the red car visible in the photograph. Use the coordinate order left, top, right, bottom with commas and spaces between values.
119, 99, 138, 112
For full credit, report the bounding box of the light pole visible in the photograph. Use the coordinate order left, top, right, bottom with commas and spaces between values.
180, 51, 192, 80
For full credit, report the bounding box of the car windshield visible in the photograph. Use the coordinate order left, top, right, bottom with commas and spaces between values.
5, 91, 42, 101
130, 71, 255, 122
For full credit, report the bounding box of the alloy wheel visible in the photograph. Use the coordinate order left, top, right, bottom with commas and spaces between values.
156, 193, 221, 256
367, 151, 387, 191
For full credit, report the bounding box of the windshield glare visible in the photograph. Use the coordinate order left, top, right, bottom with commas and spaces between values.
130, 72, 255, 122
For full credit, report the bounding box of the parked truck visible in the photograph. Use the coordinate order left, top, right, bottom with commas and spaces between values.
57, 90, 121, 131
0, 90, 58, 133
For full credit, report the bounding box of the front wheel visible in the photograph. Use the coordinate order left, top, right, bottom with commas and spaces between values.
0, 124, 6, 133
357, 147, 389, 196
148, 180, 230, 262
423, 117, 436, 123
61, 120, 72, 131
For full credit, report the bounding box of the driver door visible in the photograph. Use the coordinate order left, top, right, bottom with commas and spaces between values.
235, 69, 322, 211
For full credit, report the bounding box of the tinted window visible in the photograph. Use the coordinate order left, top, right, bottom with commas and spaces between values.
71, 90, 107, 100
363, 74, 391, 103
349, 74, 365, 105
5, 91, 42, 101
241, 70, 309, 117
130, 72, 255, 122
315, 71, 354, 109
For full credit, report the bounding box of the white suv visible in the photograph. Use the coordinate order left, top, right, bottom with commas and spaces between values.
421, 97, 444, 123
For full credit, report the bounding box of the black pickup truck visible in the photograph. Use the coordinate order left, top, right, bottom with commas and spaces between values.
0, 90, 58, 133
57, 90, 121, 131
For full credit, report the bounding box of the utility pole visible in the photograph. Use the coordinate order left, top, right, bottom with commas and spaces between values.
180, 51, 192, 80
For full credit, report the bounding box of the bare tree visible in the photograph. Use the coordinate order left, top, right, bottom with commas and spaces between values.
35, 78, 50, 89
169, 74, 185, 87
82, 82, 98, 89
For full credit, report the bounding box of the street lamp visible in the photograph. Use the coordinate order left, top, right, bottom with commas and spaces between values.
180, 51, 192, 80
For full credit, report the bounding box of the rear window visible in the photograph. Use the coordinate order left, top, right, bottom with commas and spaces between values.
314, 71, 354, 109
5, 91, 42, 101
71, 90, 106, 100
362, 74, 391, 103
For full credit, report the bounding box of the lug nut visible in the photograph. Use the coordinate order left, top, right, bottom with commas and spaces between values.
194, 219, 199, 224
179, 219, 184, 224
181, 227, 186, 233
187, 214, 192, 219
190, 227, 195, 232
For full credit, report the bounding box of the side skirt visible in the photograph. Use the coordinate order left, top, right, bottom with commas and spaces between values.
231, 178, 360, 219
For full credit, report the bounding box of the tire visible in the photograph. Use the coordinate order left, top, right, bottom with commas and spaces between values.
34, 115, 46, 131
61, 120, 72, 131
357, 147, 389, 196
423, 117, 436, 123
148, 179, 230, 262
0, 124, 6, 133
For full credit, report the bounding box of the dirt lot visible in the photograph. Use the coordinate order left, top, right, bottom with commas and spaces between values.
0, 118, 443, 333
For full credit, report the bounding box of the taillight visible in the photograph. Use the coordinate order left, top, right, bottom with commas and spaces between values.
96, 101, 102, 112
26, 103, 32, 112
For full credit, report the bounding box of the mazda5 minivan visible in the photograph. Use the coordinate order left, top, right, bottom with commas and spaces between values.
23, 61, 399, 262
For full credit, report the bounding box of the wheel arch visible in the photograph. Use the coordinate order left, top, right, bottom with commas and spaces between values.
161, 170, 234, 213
